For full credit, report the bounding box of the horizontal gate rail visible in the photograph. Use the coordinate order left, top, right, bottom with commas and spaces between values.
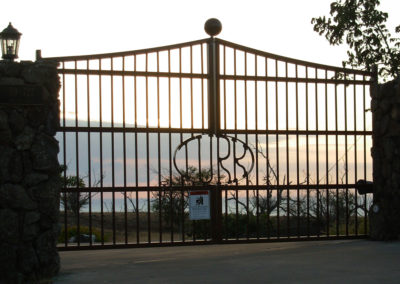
216, 38, 371, 77
219, 75, 369, 85
58, 127, 210, 133
58, 69, 207, 79
59, 126, 372, 136
44, 39, 210, 61
60, 183, 368, 193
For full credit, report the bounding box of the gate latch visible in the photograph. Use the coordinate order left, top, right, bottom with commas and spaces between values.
355, 180, 374, 194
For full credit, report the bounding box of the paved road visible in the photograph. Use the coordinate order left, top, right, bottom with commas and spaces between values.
55, 240, 400, 283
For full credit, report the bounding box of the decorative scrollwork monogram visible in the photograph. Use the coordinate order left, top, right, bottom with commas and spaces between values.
173, 134, 254, 185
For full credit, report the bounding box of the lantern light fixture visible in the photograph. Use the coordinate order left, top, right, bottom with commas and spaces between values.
0, 22, 22, 61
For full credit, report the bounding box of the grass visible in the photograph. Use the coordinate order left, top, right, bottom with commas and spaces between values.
58, 211, 368, 245
58, 211, 207, 244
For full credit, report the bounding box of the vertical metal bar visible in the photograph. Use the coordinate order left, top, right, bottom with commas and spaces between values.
244, 52, 249, 240
74, 60, 80, 247
122, 56, 128, 244
134, 55, 139, 244
233, 49, 239, 239
215, 182, 222, 243
223, 46, 227, 131
296, 64, 300, 238
325, 69, 330, 237
209, 129, 214, 241
215, 136, 219, 193
195, 139, 202, 242
363, 75, 368, 234
86, 59, 93, 246
111, 57, 116, 245
158, 179, 162, 245
157, 51, 162, 243
191, 45, 197, 241
207, 39, 221, 243
217, 142, 223, 241
201, 44, 205, 130
233, 137, 239, 239
265, 58, 270, 240
62, 61, 68, 247
223, 46, 228, 240
315, 68, 320, 238
224, 159, 228, 239
335, 80, 339, 236
179, 47, 185, 242
208, 135, 216, 240
285, 62, 290, 238
201, 44, 206, 240
306, 66, 310, 238
168, 49, 174, 243
255, 55, 260, 239
354, 76, 358, 236
207, 38, 220, 136
344, 79, 349, 236
145, 53, 151, 244
180, 49, 183, 132
275, 59, 280, 239
190, 45, 194, 130
99, 58, 104, 245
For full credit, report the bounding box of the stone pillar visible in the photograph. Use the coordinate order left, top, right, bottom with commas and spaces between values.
370, 77, 400, 240
0, 60, 61, 283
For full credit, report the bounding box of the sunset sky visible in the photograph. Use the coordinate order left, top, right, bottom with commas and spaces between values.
3, 0, 393, 193
3, 0, 400, 66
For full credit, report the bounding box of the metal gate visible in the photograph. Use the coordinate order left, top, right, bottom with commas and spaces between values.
44, 32, 373, 250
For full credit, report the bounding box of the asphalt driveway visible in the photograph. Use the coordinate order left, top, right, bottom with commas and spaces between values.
55, 239, 400, 284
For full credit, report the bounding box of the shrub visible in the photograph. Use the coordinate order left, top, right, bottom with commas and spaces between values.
58, 226, 108, 243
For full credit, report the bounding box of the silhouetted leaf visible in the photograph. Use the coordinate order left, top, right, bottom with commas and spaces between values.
312, 0, 400, 81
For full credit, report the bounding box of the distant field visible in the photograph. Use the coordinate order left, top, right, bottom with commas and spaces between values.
58, 211, 368, 246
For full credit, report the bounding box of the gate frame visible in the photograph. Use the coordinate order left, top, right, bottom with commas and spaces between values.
43, 31, 374, 250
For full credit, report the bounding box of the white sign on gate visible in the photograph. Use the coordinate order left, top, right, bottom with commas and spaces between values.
189, 191, 210, 220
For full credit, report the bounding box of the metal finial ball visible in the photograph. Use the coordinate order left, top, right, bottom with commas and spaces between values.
204, 18, 222, 37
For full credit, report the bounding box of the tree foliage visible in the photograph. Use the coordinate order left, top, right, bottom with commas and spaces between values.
59, 165, 101, 221
312, 0, 400, 80
59, 165, 86, 220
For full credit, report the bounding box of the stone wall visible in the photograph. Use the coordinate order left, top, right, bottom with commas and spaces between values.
0, 60, 61, 283
370, 77, 400, 240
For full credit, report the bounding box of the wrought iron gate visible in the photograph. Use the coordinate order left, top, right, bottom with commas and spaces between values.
44, 29, 373, 251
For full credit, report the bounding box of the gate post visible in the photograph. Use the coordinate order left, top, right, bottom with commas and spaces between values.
370, 68, 400, 240
0, 59, 61, 283
205, 19, 223, 243
207, 37, 220, 137
210, 184, 223, 243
